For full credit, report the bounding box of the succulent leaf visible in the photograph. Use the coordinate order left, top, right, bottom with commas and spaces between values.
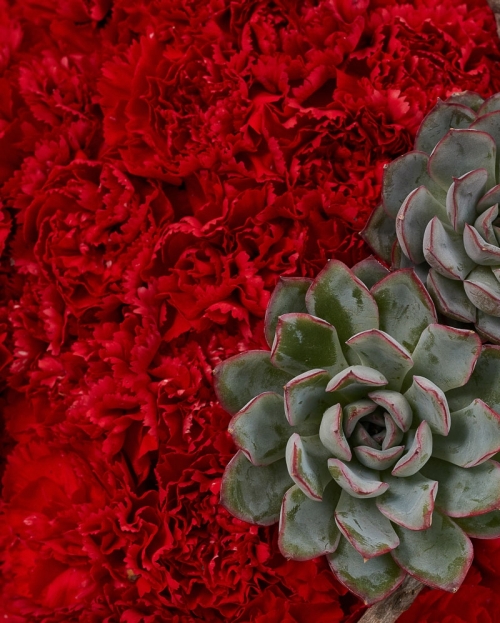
328, 459, 389, 499
326, 365, 388, 402
426, 268, 477, 323
423, 216, 475, 280
382, 152, 435, 218
476, 311, 500, 344
368, 390, 412, 432
477, 183, 500, 212
415, 102, 476, 155
278, 482, 341, 560
360, 204, 397, 264
404, 376, 451, 436
328, 538, 406, 605
284, 369, 333, 426
371, 270, 437, 352
221, 452, 293, 525
286, 434, 332, 500
346, 330, 413, 392
408, 324, 481, 393
305, 260, 379, 345
473, 204, 499, 245
392, 421, 433, 477
464, 266, 500, 316
428, 129, 496, 191
446, 168, 488, 233
351, 256, 390, 289
376, 472, 437, 531
463, 224, 500, 266
454, 511, 500, 539
382, 413, 405, 449
432, 399, 500, 468
353, 445, 404, 470
229, 392, 291, 466
396, 186, 447, 264
335, 491, 400, 559
344, 399, 378, 437
391, 511, 473, 592
447, 345, 500, 413
446, 92, 483, 111
271, 313, 348, 376
478, 93, 500, 115
470, 111, 500, 153
265, 277, 312, 347
214, 351, 292, 415
421, 457, 500, 518
319, 404, 352, 461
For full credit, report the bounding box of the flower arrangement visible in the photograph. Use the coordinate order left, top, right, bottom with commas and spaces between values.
2, 1, 500, 622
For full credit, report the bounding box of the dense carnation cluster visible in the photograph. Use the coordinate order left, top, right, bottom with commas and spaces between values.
1, 0, 500, 621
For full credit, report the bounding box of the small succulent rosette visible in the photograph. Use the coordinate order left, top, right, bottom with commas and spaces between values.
362, 90, 500, 344
214, 260, 500, 604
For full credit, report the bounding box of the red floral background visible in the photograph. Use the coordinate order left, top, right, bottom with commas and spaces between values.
1, 0, 500, 621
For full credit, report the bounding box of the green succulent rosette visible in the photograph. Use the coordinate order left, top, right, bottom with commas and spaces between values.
214, 259, 500, 604
362, 90, 500, 345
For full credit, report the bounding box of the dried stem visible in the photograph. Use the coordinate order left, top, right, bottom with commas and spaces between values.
487, 0, 500, 39
357, 576, 423, 623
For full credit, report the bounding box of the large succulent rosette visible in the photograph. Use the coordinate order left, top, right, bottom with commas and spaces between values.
214, 260, 500, 604
362, 91, 500, 344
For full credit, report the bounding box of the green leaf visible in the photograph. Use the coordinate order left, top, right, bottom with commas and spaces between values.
368, 390, 413, 432
328, 458, 388, 499
432, 399, 500, 468
335, 491, 399, 559
328, 538, 406, 605
428, 129, 496, 191
454, 510, 500, 539
278, 481, 341, 560
229, 392, 291, 466
377, 472, 437, 531
477, 183, 500, 212
284, 369, 333, 426
326, 365, 388, 403
464, 266, 500, 317
360, 204, 397, 264
470, 110, 500, 155
415, 102, 476, 155
446, 169, 488, 233
351, 256, 390, 289
421, 457, 500, 518
474, 204, 498, 245
396, 186, 448, 264
427, 268, 476, 324
392, 421, 433, 477
264, 277, 312, 347
286, 434, 332, 500
319, 403, 352, 461
382, 413, 405, 449
478, 93, 500, 115
404, 375, 451, 436
371, 270, 437, 353
382, 151, 436, 217
408, 324, 481, 393
221, 451, 293, 525
447, 346, 500, 412
214, 351, 293, 415
423, 216, 475, 280
391, 510, 473, 592
306, 260, 379, 346
354, 445, 404, 470
271, 313, 348, 376
346, 329, 413, 392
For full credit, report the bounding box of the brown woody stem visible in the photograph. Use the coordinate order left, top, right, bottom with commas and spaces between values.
357, 576, 423, 623
487, 0, 500, 39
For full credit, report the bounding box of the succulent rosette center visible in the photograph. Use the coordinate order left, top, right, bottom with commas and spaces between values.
215, 259, 500, 605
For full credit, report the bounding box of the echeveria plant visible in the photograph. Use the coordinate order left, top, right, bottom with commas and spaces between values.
363, 91, 500, 344
214, 259, 500, 604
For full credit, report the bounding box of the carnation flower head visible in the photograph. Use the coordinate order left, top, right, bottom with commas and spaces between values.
214, 259, 500, 604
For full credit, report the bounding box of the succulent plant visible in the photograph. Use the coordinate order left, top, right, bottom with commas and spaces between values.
362, 90, 500, 345
214, 259, 500, 604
